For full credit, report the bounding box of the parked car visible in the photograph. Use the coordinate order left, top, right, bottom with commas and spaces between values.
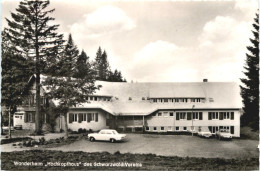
198, 131, 212, 138
216, 129, 232, 140
88, 129, 126, 143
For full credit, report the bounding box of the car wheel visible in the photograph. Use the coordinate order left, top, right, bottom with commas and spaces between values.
90, 137, 95, 142
110, 138, 116, 143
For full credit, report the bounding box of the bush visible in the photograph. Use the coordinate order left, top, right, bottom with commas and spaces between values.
89, 129, 93, 133
77, 128, 87, 133
114, 151, 120, 155
39, 137, 46, 145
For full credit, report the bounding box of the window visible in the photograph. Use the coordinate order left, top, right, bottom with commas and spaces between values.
179, 99, 184, 102
183, 127, 187, 131
95, 113, 98, 122
87, 113, 98, 122
176, 127, 179, 131
90, 97, 93, 101
73, 114, 77, 122
69, 113, 76, 123
176, 112, 186, 120
223, 112, 230, 119
175, 99, 179, 102
129, 97, 132, 100
158, 112, 162, 116
161, 127, 164, 131
15, 116, 19, 118
192, 112, 199, 119
191, 98, 196, 102
164, 99, 168, 102
83, 113, 87, 121
180, 112, 186, 119
142, 97, 145, 100
163, 112, 168, 117
196, 98, 201, 102
154, 127, 157, 131
170, 112, 174, 116
208, 126, 218, 133
208, 112, 218, 120
146, 127, 149, 131
153, 99, 157, 103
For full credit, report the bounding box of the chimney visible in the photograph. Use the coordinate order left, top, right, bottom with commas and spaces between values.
203, 79, 208, 82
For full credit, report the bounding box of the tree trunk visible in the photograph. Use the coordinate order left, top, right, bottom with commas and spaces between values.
8, 107, 11, 139
35, 73, 41, 134
35, 4, 41, 135
64, 113, 69, 139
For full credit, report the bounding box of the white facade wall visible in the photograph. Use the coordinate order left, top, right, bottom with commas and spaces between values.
67, 110, 108, 131
146, 110, 241, 137
13, 113, 35, 130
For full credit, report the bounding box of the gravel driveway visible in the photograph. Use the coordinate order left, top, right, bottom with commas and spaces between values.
48, 134, 258, 159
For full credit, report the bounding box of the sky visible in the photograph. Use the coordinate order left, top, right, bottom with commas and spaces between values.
1, 0, 259, 83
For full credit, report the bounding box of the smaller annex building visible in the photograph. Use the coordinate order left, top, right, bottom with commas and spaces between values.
13, 76, 242, 137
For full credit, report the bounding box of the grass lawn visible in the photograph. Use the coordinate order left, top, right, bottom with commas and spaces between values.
1, 150, 258, 170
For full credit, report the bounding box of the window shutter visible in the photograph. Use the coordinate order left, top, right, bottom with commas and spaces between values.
199, 112, 203, 120
187, 112, 191, 120
231, 126, 234, 134
95, 113, 98, 122
24, 113, 27, 123
78, 113, 83, 123
87, 113, 91, 122
231, 112, 234, 120
69, 113, 73, 123
219, 112, 223, 120
176, 113, 179, 120
32, 113, 35, 123
208, 113, 211, 120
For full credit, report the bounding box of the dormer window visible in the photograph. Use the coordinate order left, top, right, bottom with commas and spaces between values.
209, 98, 214, 102
142, 97, 145, 100
129, 97, 132, 100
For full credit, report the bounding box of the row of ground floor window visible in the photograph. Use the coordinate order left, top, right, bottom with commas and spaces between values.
118, 126, 235, 134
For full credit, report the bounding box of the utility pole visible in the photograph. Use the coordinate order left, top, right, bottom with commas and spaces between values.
192, 105, 195, 136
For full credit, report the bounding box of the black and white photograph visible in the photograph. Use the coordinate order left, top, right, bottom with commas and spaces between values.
1, 0, 259, 170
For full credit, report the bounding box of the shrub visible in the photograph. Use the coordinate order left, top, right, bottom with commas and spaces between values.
114, 151, 120, 155
39, 137, 45, 145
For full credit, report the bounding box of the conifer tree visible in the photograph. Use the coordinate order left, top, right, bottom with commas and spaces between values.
1, 30, 32, 138
57, 34, 78, 77
43, 35, 99, 137
74, 50, 95, 79
5, 0, 64, 134
94, 47, 111, 81
240, 13, 259, 130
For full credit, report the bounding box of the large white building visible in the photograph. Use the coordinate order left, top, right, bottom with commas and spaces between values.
14, 76, 242, 137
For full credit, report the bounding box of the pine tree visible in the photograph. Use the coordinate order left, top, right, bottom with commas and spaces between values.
74, 50, 95, 79
94, 47, 111, 81
5, 0, 64, 134
240, 13, 259, 131
1, 29, 32, 138
43, 35, 99, 138
57, 34, 78, 77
